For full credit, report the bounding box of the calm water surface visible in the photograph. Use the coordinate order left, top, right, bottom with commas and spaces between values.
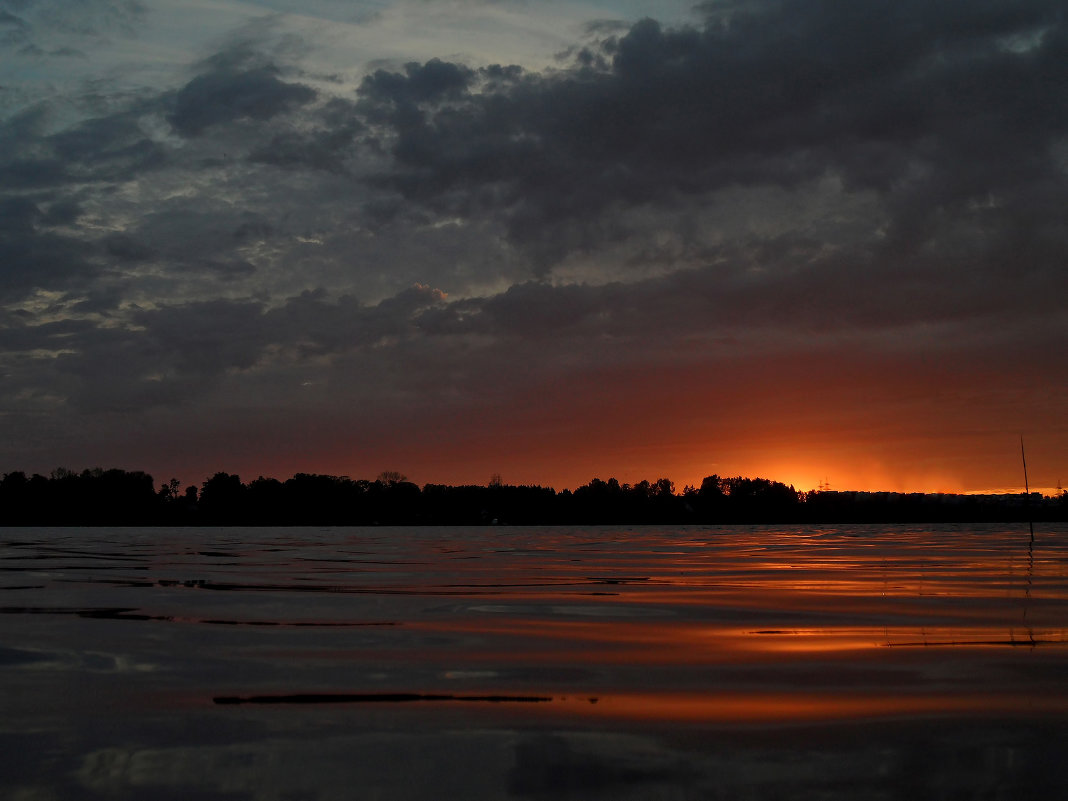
2, 523, 1067, 799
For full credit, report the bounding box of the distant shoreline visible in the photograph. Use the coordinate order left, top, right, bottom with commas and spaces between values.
2, 468, 1065, 526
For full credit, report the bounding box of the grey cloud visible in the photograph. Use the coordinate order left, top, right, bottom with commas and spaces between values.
3, 1, 1067, 444
0, 155, 68, 189
112, 284, 448, 387
0, 316, 97, 352
248, 100, 363, 173
0, 0, 145, 59
115, 204, 282, 290
0, 103, 166, 190
128, 299, 267, 376
0, 106, 69, 188
359, 58, 476, 106
266, 283, 448, 356
16, 0, 146, 37
421, 281, 606, 339
189, 258, 257, 278
103, 233, 154, 263
68, 285, 124, 315
12, 299, 272, 413
0, 36, 491, 316
1, 282, 453, 414
169, 64, 317, 137
0, 9, 27, 47
50, 112, 165, 175
417, 234, 1068, 353
354, 1, 1068, 280
0, 195, 42, 232
0, 101, 49, 143
0, 45, 337, 322
41, 198, 80, 225
33, 201, 1008, 392
0, 9, 27, 27
0, 196, 98, 301
100, 240, 257, 279
581, 19, 631, 37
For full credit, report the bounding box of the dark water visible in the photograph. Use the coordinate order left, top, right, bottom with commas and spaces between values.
2, 523, 1067, 799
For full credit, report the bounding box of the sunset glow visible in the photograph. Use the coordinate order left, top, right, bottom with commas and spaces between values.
0, 1, 1065, 494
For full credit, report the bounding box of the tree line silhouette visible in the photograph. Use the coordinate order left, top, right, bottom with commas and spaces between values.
1, 467, 1065, 526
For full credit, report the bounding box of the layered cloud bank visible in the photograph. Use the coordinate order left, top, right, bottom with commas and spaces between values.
1, 1, 1065, 492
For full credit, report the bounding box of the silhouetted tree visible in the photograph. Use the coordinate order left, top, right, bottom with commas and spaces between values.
246, 476, 285, 523
0, 471, 31, 524
1, 465, 1065, 525
198, 472, 246, 524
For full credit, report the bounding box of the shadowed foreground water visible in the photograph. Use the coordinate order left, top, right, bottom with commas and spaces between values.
2, 523, 1067, 799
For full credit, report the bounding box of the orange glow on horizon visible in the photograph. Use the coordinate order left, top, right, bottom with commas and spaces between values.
143, 346, 1065, 496
186, 446, 1059, 499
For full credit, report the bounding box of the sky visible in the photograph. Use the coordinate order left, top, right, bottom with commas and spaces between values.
1, 0, 1066, 495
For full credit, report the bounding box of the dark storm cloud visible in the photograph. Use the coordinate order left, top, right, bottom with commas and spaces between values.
0, 283, 452, 413
2, 298, 272, 413
129, 299, 268, 374
0, 196, 98, 300
0, 9, 28, 33
0, 96, 179, 300
169, 63, 317, 137
50, 112, 167, 178
355, 0, 1068, 272
0, 99, 169, 194
0, 106, 69, 188
248, 98, 364, 172
0, 8, 29, 49
0, 316, 94, 352
103, 233, 154, 263
4, 0, 147, 35
0, 0, 146, 55
3, 29, 321, 195
263, 283, 449, 355
0, 53, 331, 311
359, 58, 476, 105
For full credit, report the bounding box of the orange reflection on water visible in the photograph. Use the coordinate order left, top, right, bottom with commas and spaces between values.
405, 616, 1068, 669
405, 618, 732, 666
551, 690, 1068, 724
742, 625, 1068, 652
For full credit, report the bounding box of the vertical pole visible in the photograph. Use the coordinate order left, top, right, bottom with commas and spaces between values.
1021, 436, 1034, 545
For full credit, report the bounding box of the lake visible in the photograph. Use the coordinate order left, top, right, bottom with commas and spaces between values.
3, 523, 1067, 799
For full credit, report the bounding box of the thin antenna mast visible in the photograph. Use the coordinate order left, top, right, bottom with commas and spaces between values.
1021, 436, 1034, 544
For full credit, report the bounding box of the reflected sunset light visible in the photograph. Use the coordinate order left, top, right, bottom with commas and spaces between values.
544, 689, 1068, 724
5, 523, 1068, 800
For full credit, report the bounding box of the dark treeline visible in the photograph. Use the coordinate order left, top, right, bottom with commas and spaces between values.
1, 467, 1066, 526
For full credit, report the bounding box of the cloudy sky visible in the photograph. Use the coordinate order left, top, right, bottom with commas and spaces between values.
1, 0, 1065, 494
